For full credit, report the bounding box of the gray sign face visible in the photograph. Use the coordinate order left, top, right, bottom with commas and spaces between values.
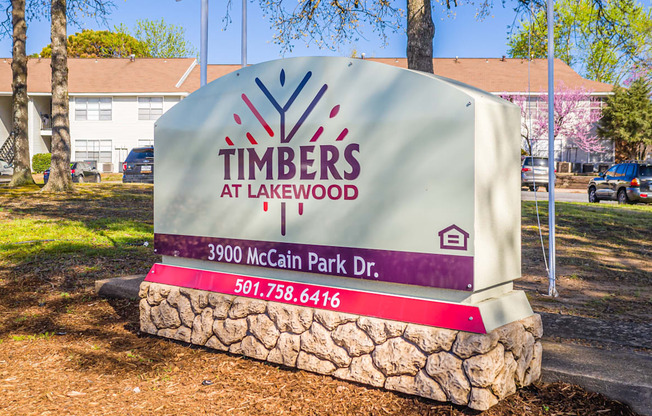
154, 57, 521, 293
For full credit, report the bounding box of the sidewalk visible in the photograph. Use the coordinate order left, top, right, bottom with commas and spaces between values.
539, 312, 652, 416
96, 277, 652, 415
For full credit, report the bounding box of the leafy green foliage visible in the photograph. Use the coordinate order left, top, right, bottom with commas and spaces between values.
31, 153, 51, 173
39, 29, 150, 58
598, 78, 652, 161
507, 0, 652, 83
117, 19, 196, 58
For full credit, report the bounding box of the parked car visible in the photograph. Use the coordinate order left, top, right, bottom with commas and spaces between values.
588, 161, 652, 204
44, 161, 101, 184
521, 157, 554, 192
122, 146, 154, 184
0, 159, 13, 182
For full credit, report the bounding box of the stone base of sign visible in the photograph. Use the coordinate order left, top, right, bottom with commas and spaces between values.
139, 282, 543, 411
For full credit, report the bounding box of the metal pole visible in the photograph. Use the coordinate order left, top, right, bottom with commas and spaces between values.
241, 0, 247, 67
200, 0, 208, 87
547, 0, 558, 297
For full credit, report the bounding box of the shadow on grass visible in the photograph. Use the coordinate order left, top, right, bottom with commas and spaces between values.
522, 202, 652, 281
0, 184, 160, 360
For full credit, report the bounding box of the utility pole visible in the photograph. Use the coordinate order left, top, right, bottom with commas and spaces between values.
547, 0, 558, 297
242, 0, 247, 68
200, 0, 208, 86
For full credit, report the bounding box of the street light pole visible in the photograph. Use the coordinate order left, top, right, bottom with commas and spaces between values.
176, 0, 209, 86
547, 0, 558, 297
200, 0, 208, 87
242, 0, 247, 68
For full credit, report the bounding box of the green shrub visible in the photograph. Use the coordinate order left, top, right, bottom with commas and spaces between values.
32, 153, 51, 173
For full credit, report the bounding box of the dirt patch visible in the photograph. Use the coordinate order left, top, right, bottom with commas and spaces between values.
556, 174, 594, 189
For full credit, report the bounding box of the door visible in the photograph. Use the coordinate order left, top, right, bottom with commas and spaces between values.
596, 165, 617, 198
607, 164, 627, 199
116, 147, 128, 173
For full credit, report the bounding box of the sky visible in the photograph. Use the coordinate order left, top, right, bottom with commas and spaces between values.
0, 0, 531, 64
9, 0, 652, 67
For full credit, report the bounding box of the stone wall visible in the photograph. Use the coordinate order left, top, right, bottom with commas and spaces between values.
139, 282, 543, 411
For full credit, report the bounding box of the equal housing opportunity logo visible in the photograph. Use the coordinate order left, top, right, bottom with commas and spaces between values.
217, 68, 361, 235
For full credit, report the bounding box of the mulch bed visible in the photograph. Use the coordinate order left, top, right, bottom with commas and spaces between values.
0, 293, 637, 416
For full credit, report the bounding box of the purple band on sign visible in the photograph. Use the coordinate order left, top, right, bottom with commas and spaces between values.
154, 233, 474, 291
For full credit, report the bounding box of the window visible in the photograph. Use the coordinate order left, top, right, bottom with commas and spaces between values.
640, 165, 652, 177
523, 157, 548, 167
75, 98, 112, 121
138, 97, 163, 120
524, 97, 537, 113
590, 97, 605, 118
125, 148, 154, 162
624, 164, 635, 178
75, 140, 112, 164
614, 164, 626, 177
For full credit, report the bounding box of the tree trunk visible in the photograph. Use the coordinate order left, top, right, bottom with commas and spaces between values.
42, 0, 73, 192
406, 0, 434, 73
8, 0, 35, 187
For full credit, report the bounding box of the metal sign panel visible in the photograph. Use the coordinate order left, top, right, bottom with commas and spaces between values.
154, 57, 520, 296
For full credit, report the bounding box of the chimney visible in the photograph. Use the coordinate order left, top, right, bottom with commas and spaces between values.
130, 54, 136, 62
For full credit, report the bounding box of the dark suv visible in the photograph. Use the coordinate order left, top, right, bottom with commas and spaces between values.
588, 161, 652, 204
122, 146, 154, 184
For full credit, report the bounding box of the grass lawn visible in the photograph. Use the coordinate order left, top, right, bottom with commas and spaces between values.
520, 201, 652, 323
0, 183, 644, 415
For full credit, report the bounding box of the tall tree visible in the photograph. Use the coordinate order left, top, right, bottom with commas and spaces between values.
0, 0, 114, 191
598, 78, 652, 161
8, 0, 34, 186
407, 0, 434, 72
42, 0, 72, 192
118, 19, 196, 58
256, 0, 622, 73
255, 0, 460, 73
507, 0, 652, 84
38, 29, 150, 58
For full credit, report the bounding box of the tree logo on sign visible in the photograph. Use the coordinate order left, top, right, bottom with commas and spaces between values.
217, 68, 361, 235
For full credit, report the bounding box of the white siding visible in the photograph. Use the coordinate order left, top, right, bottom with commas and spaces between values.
29, 97, 51, 159
70, 95, 181, 172
0, 96, 11, 147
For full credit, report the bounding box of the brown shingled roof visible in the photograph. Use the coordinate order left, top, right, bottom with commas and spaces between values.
181, 64, 240, 92
0, 56, 612, 95
0, 57, 196, 94
366, 58, 613, 93
194, 58, 612, 94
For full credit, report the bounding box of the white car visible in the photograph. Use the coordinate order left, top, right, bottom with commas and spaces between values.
0, 159, 13, 182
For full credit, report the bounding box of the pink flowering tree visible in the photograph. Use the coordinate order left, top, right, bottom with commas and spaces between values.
503, 83, 606, 158
623, 60, 652, 91
500, 93, 537, 155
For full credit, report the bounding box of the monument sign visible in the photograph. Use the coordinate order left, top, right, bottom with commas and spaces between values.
140, 57, 542, 410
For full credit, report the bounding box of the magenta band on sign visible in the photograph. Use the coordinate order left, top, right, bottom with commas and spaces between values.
145, 263, 486, 333
154, 233, 474, 291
